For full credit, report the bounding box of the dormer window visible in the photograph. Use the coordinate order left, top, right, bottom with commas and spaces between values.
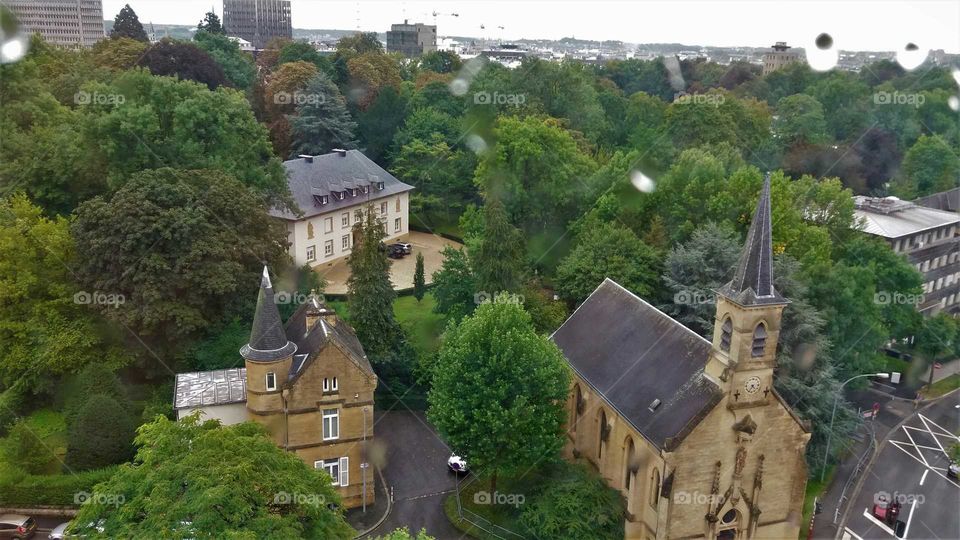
362, 185, 369, 194
720, 318, 732, 352
376, 181, 385, 191
351, 188, 358, 197
751, 324, 767, 357
318, 195, 328, 205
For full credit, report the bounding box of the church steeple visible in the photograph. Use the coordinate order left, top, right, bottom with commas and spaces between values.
240, 266, 297, 362
718, 173, 786, 307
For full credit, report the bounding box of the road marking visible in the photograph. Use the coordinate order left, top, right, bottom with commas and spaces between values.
903, 500, 917, 538
903, 426, 930, 467
843, 527, 864, 540
920, 469, 929, 486
862, 509, 896, 536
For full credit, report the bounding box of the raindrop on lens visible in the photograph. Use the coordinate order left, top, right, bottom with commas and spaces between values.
896, 42, 927, 71
465, 134, 488, 155
806, 32, 838, 71
0, 6, 29, 64
630, 170, 656, 193
948, 96, 959, 112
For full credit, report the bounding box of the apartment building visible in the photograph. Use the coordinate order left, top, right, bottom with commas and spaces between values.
5, 0, 104, 47
222, 0, 291, 49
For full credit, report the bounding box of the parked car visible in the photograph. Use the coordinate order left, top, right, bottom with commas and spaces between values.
871, 494, 901, 525
387, 246, 405, 259
392, 242, 412, 254
948, 461, 959, 479
448, 453, 468, 474
48, 523, 69, 540
0, 514, 37, 539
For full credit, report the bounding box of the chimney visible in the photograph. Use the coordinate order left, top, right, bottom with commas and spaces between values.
304, 291, 337, 331
299, 154, 313, 163
333, 148, 347, 157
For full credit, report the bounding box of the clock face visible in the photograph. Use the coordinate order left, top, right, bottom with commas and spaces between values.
744, 376, 761, 394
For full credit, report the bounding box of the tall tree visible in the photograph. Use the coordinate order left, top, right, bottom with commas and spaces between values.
137, 39, 228, 90
430, 246, 477, 322
110, 4, 148, 42
428, 302, 570, 492
347, 207, 404, 360
197, 11, 224, 34
473, 196, 525, 294
895, 135, 960, 198
65, 393, 137, 470
194, 30, 255, 89
69, 414, 354, 539
290, 72, 357, 157
413, 252, 426, 302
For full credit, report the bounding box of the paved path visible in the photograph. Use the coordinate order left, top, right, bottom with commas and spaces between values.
364, 410, 465, 539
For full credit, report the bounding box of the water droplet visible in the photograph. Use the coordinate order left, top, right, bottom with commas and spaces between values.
630, 170, 656, 193
449, 78, 469, 96
465, 134, 488, 155
806, 33, 838, 72
815, 33, 833, 50
896, 42, 927, 71
948, 96, 959, 112
0, 6, 29, 64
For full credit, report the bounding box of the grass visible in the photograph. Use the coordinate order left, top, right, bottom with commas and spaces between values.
394, 292, 445, 356
0, 409, 68, 482
921, 373, 960, 399
442, 473, 533, 540
800, 465, 835, 536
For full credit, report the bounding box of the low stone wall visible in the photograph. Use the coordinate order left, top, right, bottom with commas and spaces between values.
0, 505, 77, 517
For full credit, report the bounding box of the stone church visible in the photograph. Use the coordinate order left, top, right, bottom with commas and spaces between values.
552, 176, 810, 539
174, 267, 377, 509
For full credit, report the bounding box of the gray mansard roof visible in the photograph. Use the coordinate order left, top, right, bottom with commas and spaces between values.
272, 149, 415, 221
551, 279, 722, 451
174, 368, 247, 410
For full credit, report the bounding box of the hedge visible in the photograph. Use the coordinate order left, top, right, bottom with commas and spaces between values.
0, 466, 119, 506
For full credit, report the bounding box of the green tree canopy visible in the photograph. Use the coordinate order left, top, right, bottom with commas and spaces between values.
413, 252, 426, 302
895, 135, 960, 198
110, 4, 148, 42
65, 393, 137, 470
136, 39, 228, 90
430, 246, 477, 322
773, 94, 829, 148
197, 11, 223, 34
518, 463, 624, 540
474, 197, 525, 294
194, 30, 256, 89
290, 71, 357, 157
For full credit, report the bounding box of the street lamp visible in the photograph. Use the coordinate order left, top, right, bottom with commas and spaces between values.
821, 372, 889, 482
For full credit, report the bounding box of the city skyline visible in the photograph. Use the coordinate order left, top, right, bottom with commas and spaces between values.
98, 0, 960, 53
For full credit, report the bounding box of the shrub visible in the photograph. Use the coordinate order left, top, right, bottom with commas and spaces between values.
62, 364, 127, 425
519, 463, 625, 540
5, 421, 51, 475
0, 467, 118, 506
65, 395, 136, 471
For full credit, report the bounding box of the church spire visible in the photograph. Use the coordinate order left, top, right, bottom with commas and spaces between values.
719, 173, 786, 307
240, 266, 297, 362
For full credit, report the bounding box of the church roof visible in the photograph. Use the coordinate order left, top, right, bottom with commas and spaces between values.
717, 173, 786, 307
240, 267, 298, 362
551, 279, 722, 451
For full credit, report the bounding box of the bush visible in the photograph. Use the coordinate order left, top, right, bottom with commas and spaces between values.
518, 463, 624, 540
5, 421, 51, 475
65, 395, 136, 471
62, 364, 127, 425
0, 467, 118, 506
0, 381, 28, 436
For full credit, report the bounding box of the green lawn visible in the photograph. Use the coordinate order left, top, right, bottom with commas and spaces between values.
394, 293, 445, 355
922, 373, 960, 399
800, 465, 834, 538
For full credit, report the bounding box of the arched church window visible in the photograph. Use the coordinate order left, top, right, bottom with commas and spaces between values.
751, 324, 767, 357
720, 318, 732, 352
649, 468, 660, 508
623, 437, 636, 490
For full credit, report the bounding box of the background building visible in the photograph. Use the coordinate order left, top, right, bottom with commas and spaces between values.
762, 41, 802, 75
854, 195, 960, 316
5, 0, 103, 47
386, 20, 436, 57
222, 0, 291, 49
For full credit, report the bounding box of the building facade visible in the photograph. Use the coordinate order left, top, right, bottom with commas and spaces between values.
272, 150, 414, 268
854, 195, 960, 316
6, 0, 103, 47
222, 0, 291, 49
552, 176, 810, 539
762, 42, 802, 75
386, 20, 436, 57
174, 269, 377, 509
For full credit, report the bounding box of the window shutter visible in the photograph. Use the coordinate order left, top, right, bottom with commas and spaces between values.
339, 457, 349, 486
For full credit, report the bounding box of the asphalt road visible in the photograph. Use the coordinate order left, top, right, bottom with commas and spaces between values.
364, 409, 464, 539
843, 396, 960, 539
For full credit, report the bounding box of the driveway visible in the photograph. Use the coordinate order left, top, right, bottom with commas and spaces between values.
316, 231, 463, 295
365, 410, 465, 539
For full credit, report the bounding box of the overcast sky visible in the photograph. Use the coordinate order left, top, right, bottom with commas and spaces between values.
102, 0, 960, 53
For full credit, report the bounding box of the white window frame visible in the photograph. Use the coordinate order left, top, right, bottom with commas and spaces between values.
342, 234, 350, 250
316, 459, 341, 486
380, 202, 388, 215
341, 212, 350, 228
324, 240, 334, 257
324, 217, 333, 233
306, 245, 316, 262
332, 376, 338, 391
322, 408, 339, 441
394, 217, 401, 232
265, 372, 277, 391
322, 377, 339, 393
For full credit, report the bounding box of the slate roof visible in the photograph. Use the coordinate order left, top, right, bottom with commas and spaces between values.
283, 294, 376, 381
717, 173, 786, 307
240, 267, 298, 362
272, 149, 415, 221
915, 187, 960, 213
853, 195, 960, 238
551, 279, 722, 451
174, 368, 247, 410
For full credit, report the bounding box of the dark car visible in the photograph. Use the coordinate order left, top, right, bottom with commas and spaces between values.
387, 246, 405, 259
0, 515, 37, 539
392, 242, 412, 254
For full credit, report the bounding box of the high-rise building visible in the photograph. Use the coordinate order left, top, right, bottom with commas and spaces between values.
222, 0, 291, 50
5, 0, 104, 48
762, 41, 802, 75
386, 20, 436, 57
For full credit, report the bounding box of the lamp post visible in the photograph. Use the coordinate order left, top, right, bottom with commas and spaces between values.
821, 372, 889, 482
362, 406, 369, 512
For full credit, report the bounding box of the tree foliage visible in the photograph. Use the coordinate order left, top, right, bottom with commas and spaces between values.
518, 463, 624, 540
110, 4, 148, 42
136, 39, 228, 90
290, 72, 357, 156
194, 30, 255, 89
66, 393, 137, 471
431, 246, 477, 323
413, 252, 426, 302
474, 197, 525, 294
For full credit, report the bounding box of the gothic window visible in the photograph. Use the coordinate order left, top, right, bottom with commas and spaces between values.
598, 409, 608, 460
650, 468, 660, 508
720, 317, 732, 352
751, 324, 767, 357
623, 438, 636, 491
571, 385, 583, 433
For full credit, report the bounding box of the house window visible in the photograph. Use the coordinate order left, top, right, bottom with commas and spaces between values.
751, 324, 767, 357
320, 195, 328, 205
322, 377, 339, 393
322, 408, 339, 440
324, 217, 333, 233
376, 181, 384, 190
396, 196, 401, 212
306, 245, 316, 262
720, 318, 732, 352
324, 240, 334, 257
332, 376, 338, 391
307, 222, 315, 240
394, 217, 401, 232
380, 202, 388, 215
265, 372, 276, 391
316, 458, 348, 486
362, 185, 369, 194
341, 213, 350, 228
342, 235, 351, 250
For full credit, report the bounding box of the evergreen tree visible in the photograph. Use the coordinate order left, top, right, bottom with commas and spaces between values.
413, 252, 426, 302
7, 421, 51, 474
290, 71, 357, 157
197, 11, 224, 34
347, 207, 403, 360
431, 247, 477, 322
66, 394, 137, 470
110, 4, 148, 42
474, 197, 525, 294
